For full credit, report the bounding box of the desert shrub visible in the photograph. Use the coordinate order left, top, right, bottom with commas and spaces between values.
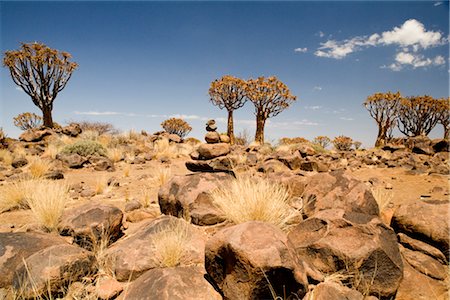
279, 137, 309, 145
0, 127, 6, 146
312, 136, 331, 148
152, 219, 190, 268
60, 139, 107, 157
333, 135, 353, 151
79, 130, 100, 141
353, 141, 362, 150
161, 118, 192, 139
71, 121, 118, 135
210, 174, 300, 231
310, 143, 327, 154
107, 147, 123, 162
235, 129, 252, 146
13, 112, 43, 130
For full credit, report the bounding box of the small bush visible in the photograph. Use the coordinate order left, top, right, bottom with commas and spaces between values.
235, 129, 251, 146
279, 137, 309, 145
312, 136, 331, 148
353, 141, 362, 150
71, 121, 118, 135
210, 174, 300, 231
13, 112, 43, 131
61, 139, 107, 157
161, 118, 192, 139
333, 135, 353, 151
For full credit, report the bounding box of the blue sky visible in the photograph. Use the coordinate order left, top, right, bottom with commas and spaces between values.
1, 1, 449, 146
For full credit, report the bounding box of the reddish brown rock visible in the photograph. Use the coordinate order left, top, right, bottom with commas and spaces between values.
303, 281, 366, 300
117, 266, 221, 300
197, 143, 230, 159
288, 209, 403, 298
205, 221, 308, 299
95, 275, 124, 300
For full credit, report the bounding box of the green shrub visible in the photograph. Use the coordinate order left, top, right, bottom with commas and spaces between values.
61, 139, 107, 157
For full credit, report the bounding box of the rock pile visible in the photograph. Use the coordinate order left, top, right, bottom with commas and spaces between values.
185, 120, 233, 173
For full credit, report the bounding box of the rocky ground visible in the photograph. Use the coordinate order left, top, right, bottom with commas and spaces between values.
0, 125, 448, 300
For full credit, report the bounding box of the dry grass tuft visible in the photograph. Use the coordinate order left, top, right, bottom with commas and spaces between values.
148, 166, 172, 188
26, 180, 69, 232
42, 144, 60, 160
152, 219, 190, 268
0, 181, 31, 212
123, 164, 131, 177
210, 174, 300, 231
28, 157, 51, 179
0, 149, 13, 166
371, 187, 394, 211
94, 177, 108, 195
107, 147, 123, 163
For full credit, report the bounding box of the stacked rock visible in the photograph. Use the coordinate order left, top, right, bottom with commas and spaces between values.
205, 120, 220, 144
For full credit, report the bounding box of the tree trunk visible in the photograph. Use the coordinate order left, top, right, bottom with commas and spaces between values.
375, 125, 386, 147
443, 124, 449, 140
227, 110, 235, 145
42, 105, 53, 128
255, 114, 266, 144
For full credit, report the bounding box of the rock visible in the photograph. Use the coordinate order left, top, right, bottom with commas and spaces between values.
301, 171, 379, 218
0, 232, 67, 288
188, 192, 226, 225
399, 245, 446, 280
296, 144, 317, 157
303, 281, 366, 300
206, 221, 308, 299
300, 161, 318, 172
197, 143, 230, 160
391, 199, 449, 259
185, 156, 235, 174
205, 132, 220, 144
277, 154, 302, 170
117, 266, 221, 300
257, 159, 291, 173
382, 144, 407, 152
44, 170, 64, 180
288, 209, 403, 298
57, 153, 87, 168
125, 208, 160, 223
166, 133, 181, 143
89, 156, 115, 171
219, 134, 230, 143
124, 199, 142, 212
107, 176, 120, 187
396, 252, 448, 300
59, 202, 124, 249
105, 216, 205, 281
407, 136, 434, 155
19, 128, 53, 142
397, 233, 446, 264
95, 275, 124, 300
158, 173, 231, 223
12, 244, 95, 298
205, 120, 217, 132
11, 157, 28, 168
62, 123, 82, 137
431, 139, 449, 153
80, 187, 96, 198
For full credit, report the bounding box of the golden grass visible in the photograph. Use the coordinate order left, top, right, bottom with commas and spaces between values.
26, 180, 69, 232
210, 174, 300, 231
140, 188, 153, 208
94, 177, 108, 195
148, 166, 172, 188
12, 146, 27, 158
152, 219, 190, 268
0, 149, 13, 166
0, 181, 31, 212
123, 164, 131, 177
28, 157, 51, 179
371, 187, 394, 211
107, 147, 123, 163
41, 144, 60, 160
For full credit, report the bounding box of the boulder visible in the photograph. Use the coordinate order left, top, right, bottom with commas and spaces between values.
59, 202, 124, 249
257, 159, 291, 173
197, 143, 230, 159
105, 216, 205, 282
288, 209, 403, 298
219, 134, 230, 143
397, 233, 446, 264
158, 172, 232, 223
44, 170, 64, 180
62, 123, 82, 137
277, 154, 302, 170
391, 199, 449, 258
0, 232, 67, 288
205, 132, 220, 144
301, 171, 379, 218
57, 153, 87, 168
11, 157, 28, 168
89, 156, 115, 171
188, 192, 226, 226
431, 139, 449, 153
19, 128, 53, 142
95, 275, 124, 300
12, 244, 95, 298
296, 144, 317, 157
399, 245, 447, 280
117, 266, 221, 300
206, 221, 308, 299
167, 133, 182, 143
185, 156, 235, 175
303, 281, 367, 300
125, 208, 160, 223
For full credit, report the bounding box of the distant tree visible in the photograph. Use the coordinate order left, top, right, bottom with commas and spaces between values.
279, 137, 309, 145
245, 76, 297, 144
71, 121, 119, 135
437, 97, 449, 139
209, 75, 247, 144
3, 42, 78, 128
161, 118, 192, 139
13, 112, 43, 131
397, 95, 443, 137
333, 135, 353, 151
312, 136, 331, 148
353, 141, 362, 150
364, 91, 401, 147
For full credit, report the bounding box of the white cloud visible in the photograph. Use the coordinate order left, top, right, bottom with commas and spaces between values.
386, 52, 446, 71
294, 47, 308, 53
265, 119, 319, 129
317, 31, 325, 38
379, 19, 443, 49
313, 86, 323, 91
305, 105, 322, 110
340, 117, 354, 121
434, 2, 443, 6
74, 111, 121, 116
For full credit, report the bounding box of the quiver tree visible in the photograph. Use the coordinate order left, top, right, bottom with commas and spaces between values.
3, 42, 78, 128
209, 75, 247, 144
13, 112, 43, 130
397, 95, 443, 137
245, 76, 297, 144
312, 136, 331, 148
437, 97, 449, 139
161, 118, 192, 139
364, 91, 401, 147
